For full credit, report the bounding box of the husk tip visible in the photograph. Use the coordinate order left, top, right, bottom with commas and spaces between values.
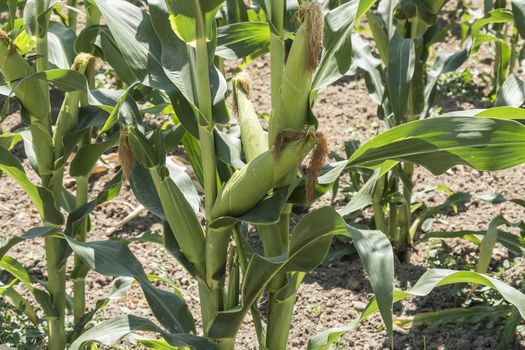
298, 1, 324, 72
231, 72, 252, 113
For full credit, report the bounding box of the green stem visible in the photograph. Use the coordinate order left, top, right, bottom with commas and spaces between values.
265, 207, 293, 350
199, 126, 217, 223
509, 30, 519, 75
194, 2, 213, 127
193, 1, 216, 220
372, 175, 386, 232
192, 0, 228, 325
388, 202, 399, 243
73, 174, 89, 324
44, 235, 66, 350
402, 162, 414, 246
67, 0, 78, 32
36, 1, 66, 348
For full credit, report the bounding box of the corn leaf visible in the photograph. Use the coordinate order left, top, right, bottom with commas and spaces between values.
148, 0, 229, 127
387, 32, 415, 120
0, 256, 55, 316
165, 0, 224, 43
348, 117, 525, 175
477, 215, 510, 274
496, 74, 525, 107
424, 50, 469, 115
395, 305, 510, 329
472, 8, 514, 37
210, 180, 300, 228
442, 106, 525, 119
0, 226, 57, 260
338, 169, 381, 216
313, 0, 377, 92
0, 284, 39, 326
214, 128, 245, 170
377, 0, 398, 38
512, 0, 525, 39
384, 269, 525, 318
216, 21, 270, 59
350, 226, 394, 340
23, 0, 59, 36
130, 160, 200, 220
93, 0, 173, 91
69, 315, 217, 350
76, 25, 140, 86
209, 208, 394, 347
0, 145, 63, 224
69, 135, 118, 177
308, 269, 525, 349
208, 207, 348, 340
48, 21, 75, 69
351, 34, 384, 105
65, 237, 196, 334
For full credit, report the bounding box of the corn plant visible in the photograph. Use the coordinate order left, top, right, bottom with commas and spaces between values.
332, 0, 525, 254
311, 104, 525, 345
0, 1, 139, 348
3, 0, 525, 349
56, 0, 405, 349
326, 0, 471, 255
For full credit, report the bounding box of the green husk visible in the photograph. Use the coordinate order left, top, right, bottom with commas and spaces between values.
211, 135, 316, 219
268, 2, 323, 145
232, 73, 268, 162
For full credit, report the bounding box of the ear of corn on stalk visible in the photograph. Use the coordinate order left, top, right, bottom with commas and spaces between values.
268, 2, 323, 145
211, 134, 316, 219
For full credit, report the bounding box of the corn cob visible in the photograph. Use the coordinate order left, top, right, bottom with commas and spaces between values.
211, 134, 316, 219
268, 2, 323, 145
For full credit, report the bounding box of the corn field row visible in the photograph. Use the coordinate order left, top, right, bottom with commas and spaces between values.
1, 0, 525, 349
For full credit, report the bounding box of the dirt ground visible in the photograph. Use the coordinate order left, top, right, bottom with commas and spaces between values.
1, 0, 525, 349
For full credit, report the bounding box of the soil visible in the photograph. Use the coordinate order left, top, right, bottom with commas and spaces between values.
1, 0, 525, 349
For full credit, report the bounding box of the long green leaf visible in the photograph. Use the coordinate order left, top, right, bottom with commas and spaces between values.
348, 117, 525, 175
0, 226, 57, 259
350, 226, 394, 339
69, 315, 217, 350
313, 0, 377, 92
387, 33, 415, 120
65, 237, 196, 334
308, 269, 525, 349
512, 0, 525, 39
0, 145, 63, 224
216, 22, 270, 59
